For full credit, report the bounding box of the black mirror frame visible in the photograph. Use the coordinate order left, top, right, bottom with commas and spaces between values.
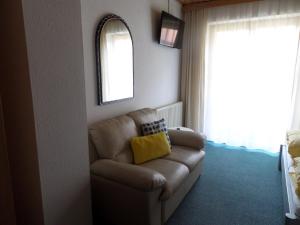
95, 14, 134, 105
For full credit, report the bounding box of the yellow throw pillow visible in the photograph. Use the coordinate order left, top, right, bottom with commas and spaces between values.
130, 132, 171, 164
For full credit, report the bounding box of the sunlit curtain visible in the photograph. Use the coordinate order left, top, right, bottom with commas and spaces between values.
203, 0, 300, 152
182, 0, 300, 152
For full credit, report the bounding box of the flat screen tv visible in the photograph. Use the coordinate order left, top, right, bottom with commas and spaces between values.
159, 11, 185, 49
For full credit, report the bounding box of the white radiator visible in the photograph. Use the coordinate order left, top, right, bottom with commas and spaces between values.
156, 102, 183, 128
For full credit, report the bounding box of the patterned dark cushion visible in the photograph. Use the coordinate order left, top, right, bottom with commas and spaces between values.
141, 118, 171, 147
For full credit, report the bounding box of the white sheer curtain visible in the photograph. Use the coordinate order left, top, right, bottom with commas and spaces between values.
202, 0, 300, 152
182, 0, 300, 152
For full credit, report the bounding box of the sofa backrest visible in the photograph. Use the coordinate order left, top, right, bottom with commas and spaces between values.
127, 108, 158, 135
89, 115, 138, 164
88, 108, 159, 164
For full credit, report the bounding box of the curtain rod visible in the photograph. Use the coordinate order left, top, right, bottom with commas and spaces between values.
183, 0, 261, 11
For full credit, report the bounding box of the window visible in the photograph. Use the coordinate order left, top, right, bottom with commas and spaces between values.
204, 15, 300, 152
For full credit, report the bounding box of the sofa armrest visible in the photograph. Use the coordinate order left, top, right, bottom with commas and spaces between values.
90, 159, 166, 191
168, 129, 204, 150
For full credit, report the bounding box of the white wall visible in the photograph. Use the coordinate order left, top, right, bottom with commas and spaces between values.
81, 0, 182, 124
21, 0, 92, 225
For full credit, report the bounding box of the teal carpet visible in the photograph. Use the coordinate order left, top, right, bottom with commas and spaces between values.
166, 141, 284, 225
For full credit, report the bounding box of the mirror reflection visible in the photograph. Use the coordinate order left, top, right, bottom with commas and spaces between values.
97, 15, 134, 104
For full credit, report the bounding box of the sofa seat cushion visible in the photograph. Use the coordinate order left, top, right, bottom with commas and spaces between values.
163, 145, 205, 171
140, 159, 189, 200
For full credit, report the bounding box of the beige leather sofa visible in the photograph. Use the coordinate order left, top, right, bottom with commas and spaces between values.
89, 108, 205, 225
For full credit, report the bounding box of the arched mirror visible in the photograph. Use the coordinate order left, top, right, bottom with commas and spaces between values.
96, 14, 134, 105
